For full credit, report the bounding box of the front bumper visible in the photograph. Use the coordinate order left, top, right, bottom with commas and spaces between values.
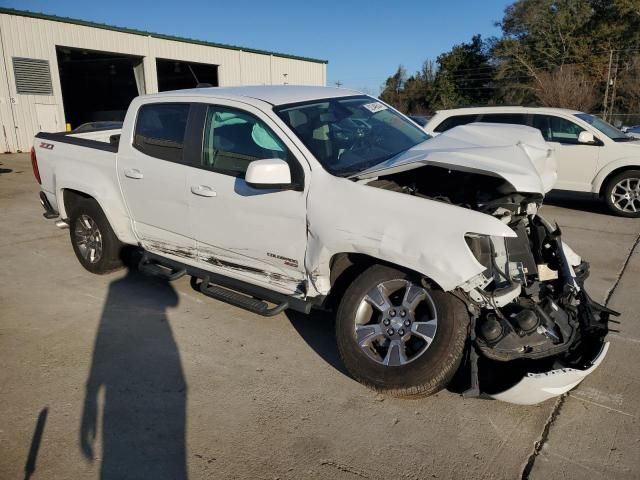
490, 342, 609, 405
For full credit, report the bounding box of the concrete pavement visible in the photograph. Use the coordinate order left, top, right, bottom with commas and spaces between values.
0, 153, 638, 479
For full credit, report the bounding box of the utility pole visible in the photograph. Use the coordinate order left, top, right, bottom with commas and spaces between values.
603, 49, 613, 120
609, 51, 620, 125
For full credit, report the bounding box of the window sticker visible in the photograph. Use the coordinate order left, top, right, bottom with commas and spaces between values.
362, 102, 387, 113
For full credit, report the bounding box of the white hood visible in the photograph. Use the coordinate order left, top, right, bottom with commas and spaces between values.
355, 123, 558, 195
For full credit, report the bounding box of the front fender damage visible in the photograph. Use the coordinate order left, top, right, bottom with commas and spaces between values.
304, 173, 516, 297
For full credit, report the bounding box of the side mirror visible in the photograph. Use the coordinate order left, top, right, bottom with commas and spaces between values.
578, 131, 596, 144
245, 158, 293, 189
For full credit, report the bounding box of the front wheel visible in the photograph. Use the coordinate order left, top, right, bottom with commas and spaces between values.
603, 170, 640, 218
336, 265, 469, 397
68, 197, 123, 274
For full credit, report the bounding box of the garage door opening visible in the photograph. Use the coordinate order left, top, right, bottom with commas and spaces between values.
56, 46, 144, 129
156, 58, 218, 91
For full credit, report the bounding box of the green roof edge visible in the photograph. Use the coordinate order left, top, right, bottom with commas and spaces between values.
0, 7, 328, 64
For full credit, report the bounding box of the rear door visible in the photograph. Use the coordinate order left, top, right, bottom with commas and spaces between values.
531, 114, 600, 191
185, 101, 309, 295
117, 102, 196, 258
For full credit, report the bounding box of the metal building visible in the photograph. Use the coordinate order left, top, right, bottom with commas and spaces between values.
0, 7, 328, 152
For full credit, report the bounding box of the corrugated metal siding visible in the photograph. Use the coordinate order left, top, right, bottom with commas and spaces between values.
271, 56, 326, 86
0, 12, 326, 151
0, 25, 18, 152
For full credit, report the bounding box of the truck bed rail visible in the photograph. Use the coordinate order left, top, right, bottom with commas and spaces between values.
35, 131, 118, 153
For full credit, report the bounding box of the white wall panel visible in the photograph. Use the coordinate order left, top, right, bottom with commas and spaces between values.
0, 11, 326, 151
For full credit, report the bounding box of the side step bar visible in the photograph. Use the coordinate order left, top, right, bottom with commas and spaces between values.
138, 254, 186, 281
193, 276, 288, 317
140, 251, 324, 315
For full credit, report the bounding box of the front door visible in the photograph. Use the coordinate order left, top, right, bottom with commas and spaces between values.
118, 102, 196, 258
531, 114, 600, 192
186, 103, 308, 295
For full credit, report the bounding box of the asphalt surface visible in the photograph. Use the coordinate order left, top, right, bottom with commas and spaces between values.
1, 153, 638, 480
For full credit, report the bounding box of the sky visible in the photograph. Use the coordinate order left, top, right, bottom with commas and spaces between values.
1, 0, 511, 94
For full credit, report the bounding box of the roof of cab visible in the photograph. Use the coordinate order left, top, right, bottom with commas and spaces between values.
144, 85, 364, 106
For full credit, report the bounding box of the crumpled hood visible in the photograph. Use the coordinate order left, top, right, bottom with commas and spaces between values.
355, 123, 558, 195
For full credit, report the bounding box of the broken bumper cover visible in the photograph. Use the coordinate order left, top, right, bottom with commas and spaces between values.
490, 342, 609, 405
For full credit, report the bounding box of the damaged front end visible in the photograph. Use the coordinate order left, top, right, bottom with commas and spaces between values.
362, 161, 618, 404
460, 214, 617, 404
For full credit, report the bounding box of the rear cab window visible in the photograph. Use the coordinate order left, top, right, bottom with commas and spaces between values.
133, 103, 190, 162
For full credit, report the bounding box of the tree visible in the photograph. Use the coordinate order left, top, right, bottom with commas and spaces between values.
379, 36, 494, 113
378, 0, 640, 115
492, 0, 598, 104
379, 66, 408, 112
534, 65, 599, 111
431, 35, 495, 109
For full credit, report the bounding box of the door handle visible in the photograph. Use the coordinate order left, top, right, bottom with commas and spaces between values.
190, 185, 217, 197
124, 168, 144, 180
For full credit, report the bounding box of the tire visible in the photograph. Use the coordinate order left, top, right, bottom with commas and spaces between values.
68, 197, 123, 274
336, 264, 469, 397
603, 169, 640, 218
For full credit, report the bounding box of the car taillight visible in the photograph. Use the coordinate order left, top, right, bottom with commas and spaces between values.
31, 147, 41, 184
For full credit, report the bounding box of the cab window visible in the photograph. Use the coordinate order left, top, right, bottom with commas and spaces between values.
433, 114, 480, 133
478, 113, 528, 125
532, 115, 585, 144
133, 103, 190, 163
201, 107, 295, 178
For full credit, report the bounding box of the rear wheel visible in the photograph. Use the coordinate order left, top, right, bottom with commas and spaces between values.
603, 170, 640, 218
336, 265, 469, 397
68, 198, 122, 274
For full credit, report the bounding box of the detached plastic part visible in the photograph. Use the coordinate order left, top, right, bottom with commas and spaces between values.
490, 342, 609, 405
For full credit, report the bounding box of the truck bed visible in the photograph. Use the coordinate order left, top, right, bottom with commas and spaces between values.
32, 128, 126, 237
35, 129, 120, 153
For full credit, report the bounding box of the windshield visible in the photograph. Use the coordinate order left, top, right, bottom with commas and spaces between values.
574, 113, 630, 141
275, 96, 430, 176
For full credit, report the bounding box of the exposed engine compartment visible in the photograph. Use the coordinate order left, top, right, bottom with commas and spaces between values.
365, 165, 617, 395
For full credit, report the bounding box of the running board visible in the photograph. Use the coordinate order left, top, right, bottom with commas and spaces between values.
141, 250, 324, 315
194, 276, 288, 317
138, 254, 186, 281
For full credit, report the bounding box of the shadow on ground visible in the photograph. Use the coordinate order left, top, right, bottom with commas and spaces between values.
286, 309, 350, 377
544, 190, 610, 215
0, 167, 12, 174
80, 269, 188, 480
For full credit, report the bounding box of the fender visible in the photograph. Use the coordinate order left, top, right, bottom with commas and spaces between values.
48, 151, 136, 245
591, 156, 640, 194
304, 170, 516, 295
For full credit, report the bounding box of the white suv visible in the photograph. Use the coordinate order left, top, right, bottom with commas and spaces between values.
424, 107, 640, 217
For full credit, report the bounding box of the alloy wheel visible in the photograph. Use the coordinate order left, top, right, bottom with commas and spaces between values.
353, 279, 438, 366
611, 177, 640, 214
74, 214, 103, 264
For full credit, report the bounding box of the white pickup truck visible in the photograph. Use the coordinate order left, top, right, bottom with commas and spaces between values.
32, 86, 616, 404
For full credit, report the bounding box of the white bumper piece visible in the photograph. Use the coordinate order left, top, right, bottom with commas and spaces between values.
490, 342, 609, 405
